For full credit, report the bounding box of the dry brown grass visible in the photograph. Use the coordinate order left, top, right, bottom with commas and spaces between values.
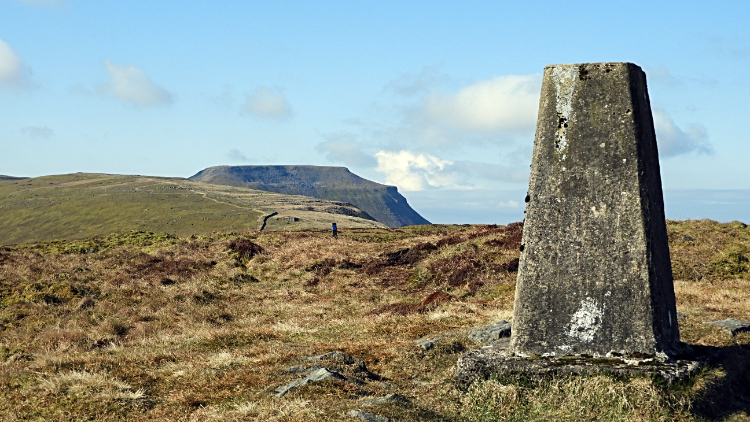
0, 221, 749, 421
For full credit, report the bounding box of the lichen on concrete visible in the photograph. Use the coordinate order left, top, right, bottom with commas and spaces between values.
566, 297, 605, 343
551, 65, 578, 154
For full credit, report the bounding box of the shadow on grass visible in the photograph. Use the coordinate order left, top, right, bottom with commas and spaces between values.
690, 345, 750, 420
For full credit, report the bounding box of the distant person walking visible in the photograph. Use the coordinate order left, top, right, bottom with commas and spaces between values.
332, 222, 338, 238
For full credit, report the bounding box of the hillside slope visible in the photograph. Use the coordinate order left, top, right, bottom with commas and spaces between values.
1, 220, 749, 421
0, 173, 385, 245
189, 165, 430, 228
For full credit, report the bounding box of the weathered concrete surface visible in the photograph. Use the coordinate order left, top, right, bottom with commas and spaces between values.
457, 344, 705, 385
510, 62, 680, 357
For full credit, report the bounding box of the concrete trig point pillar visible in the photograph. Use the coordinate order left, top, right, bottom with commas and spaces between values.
510, 62, 680, 357
456, 63, 704, 384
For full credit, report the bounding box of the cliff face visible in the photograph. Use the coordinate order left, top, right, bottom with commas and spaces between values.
189, 165, 430, 228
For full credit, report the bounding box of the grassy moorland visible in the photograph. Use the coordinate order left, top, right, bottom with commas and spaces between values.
0, 220, 749, 421
0, 174, 385, 246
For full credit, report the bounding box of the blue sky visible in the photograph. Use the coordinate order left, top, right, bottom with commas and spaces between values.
1, 0, 749, 224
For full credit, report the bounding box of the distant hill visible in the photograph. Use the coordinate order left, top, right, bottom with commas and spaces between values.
0, 173, 385, 245
0, 175, 27, 181
189, 165, 430, 228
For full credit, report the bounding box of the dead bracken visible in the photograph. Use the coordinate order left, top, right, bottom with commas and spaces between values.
0, 221, 748, 421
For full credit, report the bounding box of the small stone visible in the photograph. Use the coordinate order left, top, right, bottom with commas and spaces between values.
287, 365, 306, 374
704, 318, 750, 336
308, 351, 379, 380
676, 312, 686, 319
416, 337, 441, 351
347, 409, 389, 422
360, 393, 409, 406
468, 320, 511, 344
274, 367, 347, 397
309, 351, 365, 369
681, 235, 694, 242
287, 364, 322, 374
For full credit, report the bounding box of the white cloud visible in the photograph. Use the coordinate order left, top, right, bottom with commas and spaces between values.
227, 149, 251, 162
97, 59, 173, 106
374, 149, 531, 192
384, 65, 448, 97
0, 38, 32, 90
653, 106, 713, 158
243, 87, 291, 119
497, 200, 522, 209
316, 134, 377, 168
21, 126, 54, 138
375, 150, 454, 191
702, 34, 750, 60
419, 74, 541, 134
448, 160, 528, 184
646, 66, 718, 88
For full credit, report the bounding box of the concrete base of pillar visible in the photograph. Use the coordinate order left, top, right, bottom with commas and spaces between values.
457, 342, 710, 385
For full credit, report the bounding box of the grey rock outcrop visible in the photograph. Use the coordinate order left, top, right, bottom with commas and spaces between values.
417, 320, 512, 351
704, 318, 750, 336
275, 351, 379, 398
347, 410, 389, 422
416, 337, 441, 351
275, 367, 348, 397
308, 351, 380, 380
468, 320, 511, 344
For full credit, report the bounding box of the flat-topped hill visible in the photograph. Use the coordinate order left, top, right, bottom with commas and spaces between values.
0, 173, 385, 245
189, 165, 430, 228
0, 175, 27, 181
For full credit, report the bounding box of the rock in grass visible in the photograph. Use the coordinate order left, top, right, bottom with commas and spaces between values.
308, 351, 365, 369
347, 409, 389, 422
308, 351, 380, 380
468, 320, 511, 344
274, 367, 347, 397
416, 337, 441, 351
417, 321, 511, 351
704, 318, 750, 336
286, 364, 322, 374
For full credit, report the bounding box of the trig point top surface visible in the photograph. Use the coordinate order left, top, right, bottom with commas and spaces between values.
510, 62, 680, 357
